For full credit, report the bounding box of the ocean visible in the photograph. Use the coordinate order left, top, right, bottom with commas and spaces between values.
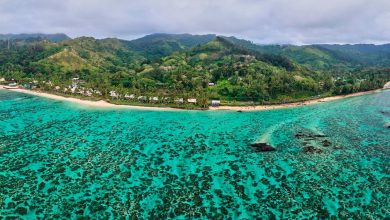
0, 90, 389, 219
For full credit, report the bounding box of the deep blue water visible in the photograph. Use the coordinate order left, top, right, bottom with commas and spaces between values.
0, 90, 389, 219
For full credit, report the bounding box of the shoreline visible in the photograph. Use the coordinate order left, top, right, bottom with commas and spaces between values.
0, 85, 384, 112
0, 85, 180, 111
209, 89, 384, 111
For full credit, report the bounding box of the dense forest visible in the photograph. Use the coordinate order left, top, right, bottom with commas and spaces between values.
1, 33, 390, 108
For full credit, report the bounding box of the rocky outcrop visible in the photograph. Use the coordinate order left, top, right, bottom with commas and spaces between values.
303, 146, 323, 153
295, 130, 337, 153
250, 143, 276, 152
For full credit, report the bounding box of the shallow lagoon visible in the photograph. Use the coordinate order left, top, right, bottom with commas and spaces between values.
0, 90, 389, 219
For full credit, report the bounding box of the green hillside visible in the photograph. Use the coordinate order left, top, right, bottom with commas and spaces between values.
126, 33, 216, 60
0, 34, 389, 109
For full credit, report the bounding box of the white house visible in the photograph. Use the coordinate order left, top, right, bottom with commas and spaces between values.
208, 82, 215, 86
188, 98, 197, 104
125, 94, 135, 99
94, 90, 102, 96
150, 97, 159, 101
72, 78, 79, 87
109, 91, 119, 98
384, 81, 390, 89
175, 98, 184, 104
138, 96, 147, 101
211, 100, 221, 107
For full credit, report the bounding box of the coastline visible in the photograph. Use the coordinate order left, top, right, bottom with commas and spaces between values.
209, 89, 383, 111
0, 85, 384, 112
0, 85, 180, 111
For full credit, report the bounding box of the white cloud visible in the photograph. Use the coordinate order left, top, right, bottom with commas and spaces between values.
0, 0, 389, 44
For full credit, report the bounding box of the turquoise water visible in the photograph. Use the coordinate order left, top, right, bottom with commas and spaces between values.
0, 90, 389, 219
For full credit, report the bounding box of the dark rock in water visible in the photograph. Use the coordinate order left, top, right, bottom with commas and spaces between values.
250, 143, 276, 152
295, 133, 305, 138
314, 134, 327, 138
322, 140, 332, 147
237, 110, 243, 113
303, 146, 323, 153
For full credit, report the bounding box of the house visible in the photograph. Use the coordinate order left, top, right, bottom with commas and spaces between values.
208, 82, 215, 86
150, 97, 159, 101
84, 90, 93, 97
109, 91, 119, 99
384, 81, 390, 89
211, 100, 221, 107
78, 89, 85, 95
94, 90, 102, 96
175, 98, 184, 104
71, 78, 79, 88
4, 82, 18, 89
54, 86, 61, 91
0, 78, 5, 82
124, 94, 135, 99
187, 98, 197, 104
138, 96, 147, 101
22, 83, 32, 89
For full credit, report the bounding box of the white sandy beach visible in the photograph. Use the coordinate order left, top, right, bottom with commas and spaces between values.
0, 85, 385, 112
0, 85, 179, 111
209, 89, 384, 111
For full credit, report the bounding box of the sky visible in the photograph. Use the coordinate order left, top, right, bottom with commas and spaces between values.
0, 0, 389, 44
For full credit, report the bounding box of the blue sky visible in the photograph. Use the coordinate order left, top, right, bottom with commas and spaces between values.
0, 0, 389, 44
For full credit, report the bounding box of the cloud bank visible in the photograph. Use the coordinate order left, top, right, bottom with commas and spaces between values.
0, 0, 389, 44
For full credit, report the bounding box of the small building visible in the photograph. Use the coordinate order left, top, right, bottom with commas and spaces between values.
85, 90, 93, 97
138, 96, 147, 101
109, 91, 119, 99
54, 86, 61, 91
0, 78, 5, 82
175, 98, 184, 104
188, 98, 197, 104
72, 78, 79, 88
211, 100, 221, 107
124, 94, 135, 99
78, 89, 85, 95
4, 82, 18, 89
22, 83, 32, 89
150, 97, 159, 102
384, 81, 390, 89
94, 90, 102, 96
208, 82, 215, 86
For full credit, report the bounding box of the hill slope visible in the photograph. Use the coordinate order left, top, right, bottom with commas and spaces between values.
0, 34, 389, 108
126, 33, 216, 60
